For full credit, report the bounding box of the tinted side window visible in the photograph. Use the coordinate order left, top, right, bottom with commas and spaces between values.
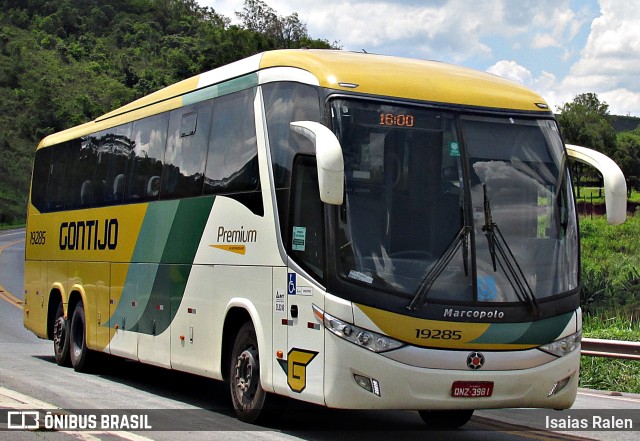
45, 141, 73, 212
204, 88, 259, 195
289, 156, 325, 281
30, 147, 52, 212
91, 124, 133, 207
65, 139, 96, 209
262, 83, 321, 189
262, 83, 321, 241
125, 113, 168, 203
162, 100, 213, 199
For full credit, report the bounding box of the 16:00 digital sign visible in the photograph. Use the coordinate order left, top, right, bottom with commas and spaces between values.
379, 113, 415, 127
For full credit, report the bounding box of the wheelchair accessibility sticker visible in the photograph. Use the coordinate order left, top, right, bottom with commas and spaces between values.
288, 273, 312, 296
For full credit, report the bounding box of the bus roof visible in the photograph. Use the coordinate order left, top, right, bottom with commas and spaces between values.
37, 49, 550, 149
260, 50, 549, 112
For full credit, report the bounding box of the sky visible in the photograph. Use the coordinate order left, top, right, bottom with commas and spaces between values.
200, 0, 640, 117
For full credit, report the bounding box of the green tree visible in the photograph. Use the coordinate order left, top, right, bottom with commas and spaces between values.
235, 0, 335, 49
557, 93, 618, 197
0, 0, 335, 224
556, 92, 617, 155
614, 127, 640, 193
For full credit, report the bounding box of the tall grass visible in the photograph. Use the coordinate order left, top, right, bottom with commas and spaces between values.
579, 215, 640, 317
579, 216, 640, 393
580, 313, 640, 393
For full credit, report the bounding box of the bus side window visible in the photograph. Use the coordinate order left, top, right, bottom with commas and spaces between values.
262, 82, 321, 242
289, 156, 325, 281
45, 142, 72, 212
65, 139, 95, 209
31, 147, 52, 212
162, 100, 212, 199
92, 124, 132, 207
203, 88, 259, 195
125, 113, 168, 203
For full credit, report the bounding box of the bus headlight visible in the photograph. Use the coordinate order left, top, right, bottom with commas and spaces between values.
539, 331, 581, 357
312, 304, 405, 353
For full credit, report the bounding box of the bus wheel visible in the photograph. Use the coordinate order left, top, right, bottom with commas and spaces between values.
53, 303, 70, 366
69, 302, 92, 372
229, 322, 275, 424
418, 409, 474, 429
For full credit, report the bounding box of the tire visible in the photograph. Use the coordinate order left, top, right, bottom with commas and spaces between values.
69, 302, 92, 372
418, 409, 474, 429
53, 302, 70, 366
229, 322, 282, 424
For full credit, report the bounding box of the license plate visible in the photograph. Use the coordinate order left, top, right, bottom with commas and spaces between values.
451, 381, 494, 398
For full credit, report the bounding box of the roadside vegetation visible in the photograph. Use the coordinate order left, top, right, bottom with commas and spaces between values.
0, 0, 335, 226
580, 314, 640, 393
579, 213, 640, 393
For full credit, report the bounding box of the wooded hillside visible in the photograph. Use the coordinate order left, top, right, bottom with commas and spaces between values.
0, 0, 333, 224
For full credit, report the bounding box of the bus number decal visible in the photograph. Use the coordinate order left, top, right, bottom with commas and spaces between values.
415, 328, 462, 340
29, 230, 46, 245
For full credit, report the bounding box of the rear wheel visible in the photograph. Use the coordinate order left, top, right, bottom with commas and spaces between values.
53, 302, 70, 366
229, 322, 282, 424
418, 409, 474, 429
69, 302, 92, 372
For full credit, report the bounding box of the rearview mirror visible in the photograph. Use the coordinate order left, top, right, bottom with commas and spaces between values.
566, 144, 626, 225
290, 121, 344, 205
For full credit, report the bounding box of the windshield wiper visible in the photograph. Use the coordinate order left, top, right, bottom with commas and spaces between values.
481, 185, 540, 316
407, 225, 470, 311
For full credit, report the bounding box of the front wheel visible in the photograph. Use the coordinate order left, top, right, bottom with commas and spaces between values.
419, 409, 474, 429
229, 322, 282, 424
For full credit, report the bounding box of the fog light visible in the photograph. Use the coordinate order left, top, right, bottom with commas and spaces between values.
354, 374, 381, 396
548, 375, 571, 397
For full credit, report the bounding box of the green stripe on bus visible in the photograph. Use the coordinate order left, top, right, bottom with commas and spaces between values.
160, 196, 215, 264
183, 74, 258, 106
470, 311, 573, 345
510, 311, 574, 345
468, 322, 531, 344
136, 264, 190, 336
131, 200, 180, 263
107, 196, 215, 333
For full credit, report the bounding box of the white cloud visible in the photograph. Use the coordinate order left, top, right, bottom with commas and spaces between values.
484, 1, 640, 115
486, 60, 567, 111
200, 0, 640, 116
202, 1, 583, 61
486, 60, 535, 87
560, 0, 640, 115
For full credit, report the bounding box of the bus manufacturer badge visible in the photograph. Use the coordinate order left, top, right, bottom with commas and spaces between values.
467, 352, 485, 370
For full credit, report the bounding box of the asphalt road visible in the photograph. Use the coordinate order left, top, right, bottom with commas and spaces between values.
1, 228, 639, 441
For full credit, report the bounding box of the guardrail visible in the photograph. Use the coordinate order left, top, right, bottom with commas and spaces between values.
581, 337, 640, 360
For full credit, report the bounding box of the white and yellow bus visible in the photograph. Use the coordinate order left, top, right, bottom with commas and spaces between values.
24, 49, 626, 427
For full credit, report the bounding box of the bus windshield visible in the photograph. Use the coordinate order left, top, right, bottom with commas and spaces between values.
331, 99, 578, 305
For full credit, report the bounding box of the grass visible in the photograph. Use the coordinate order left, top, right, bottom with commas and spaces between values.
580, 313, 640, 393
0, 223, 25, 231
577, 211, 640, 394
575, 186, 640, 204
582, 314, 640, 341
579, 215, 640, 315
575, 186, 606, 204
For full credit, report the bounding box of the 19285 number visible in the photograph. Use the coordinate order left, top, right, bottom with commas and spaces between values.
29, 230, 46, 245
415, 328, 462, 340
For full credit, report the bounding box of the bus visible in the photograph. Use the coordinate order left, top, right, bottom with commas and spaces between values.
24, 49, 626, 427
